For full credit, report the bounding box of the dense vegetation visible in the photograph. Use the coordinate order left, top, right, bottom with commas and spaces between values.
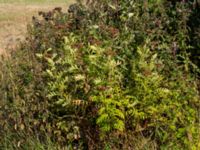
0, 0, 200, 149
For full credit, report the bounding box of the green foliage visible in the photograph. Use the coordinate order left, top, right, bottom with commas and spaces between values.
125, 44, 200, 148
93, 88, 125, 138
0, 0, 200, 149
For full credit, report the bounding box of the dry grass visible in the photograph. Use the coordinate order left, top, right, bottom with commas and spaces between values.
0, 0, 75, 55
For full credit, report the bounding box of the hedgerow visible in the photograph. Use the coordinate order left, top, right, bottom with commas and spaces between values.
0, 0, 200, 149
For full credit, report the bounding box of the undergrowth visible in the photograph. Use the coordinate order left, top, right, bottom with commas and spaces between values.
0, 0, 200, 149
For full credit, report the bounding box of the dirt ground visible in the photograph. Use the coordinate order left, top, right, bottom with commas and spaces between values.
0, 1, 74, 55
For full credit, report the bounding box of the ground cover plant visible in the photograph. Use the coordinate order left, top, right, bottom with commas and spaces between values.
0, 0, 200, 149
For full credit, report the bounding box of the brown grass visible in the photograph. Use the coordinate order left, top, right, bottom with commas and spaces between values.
0, 1, 74, 55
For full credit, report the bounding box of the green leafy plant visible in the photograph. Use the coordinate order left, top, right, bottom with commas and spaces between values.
0, 0, 200, 149
93, 88, 125, 138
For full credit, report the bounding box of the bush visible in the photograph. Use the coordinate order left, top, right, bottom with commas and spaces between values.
0, 0, 200, 149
